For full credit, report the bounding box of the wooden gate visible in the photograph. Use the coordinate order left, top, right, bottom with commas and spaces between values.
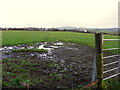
83, 33, 120, 89
94, 33, 120, 88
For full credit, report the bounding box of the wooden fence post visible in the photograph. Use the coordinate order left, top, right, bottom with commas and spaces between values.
95, 33, 104, 89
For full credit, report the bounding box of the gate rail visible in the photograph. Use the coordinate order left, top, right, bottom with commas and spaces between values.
81, 33, 120, 89
94, 33, 120, 88
102, 37, 120, 81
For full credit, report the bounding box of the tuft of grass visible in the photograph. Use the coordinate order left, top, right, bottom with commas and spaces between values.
104, 78, 120, 89
48, 63, 56, 68
12, 49, 48, 53
49, 72, 63, 80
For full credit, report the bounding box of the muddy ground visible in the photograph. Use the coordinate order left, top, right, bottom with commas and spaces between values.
2, 42, 119, 88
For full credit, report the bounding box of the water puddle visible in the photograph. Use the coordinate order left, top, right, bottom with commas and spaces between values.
1, 42, 64, 59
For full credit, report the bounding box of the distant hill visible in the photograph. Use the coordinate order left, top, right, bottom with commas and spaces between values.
54, 26, 118, 32
54, 26, 80, 30
90, 28, 118, 32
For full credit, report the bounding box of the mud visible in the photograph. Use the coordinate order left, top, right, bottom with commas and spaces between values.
2, 42, 119, 88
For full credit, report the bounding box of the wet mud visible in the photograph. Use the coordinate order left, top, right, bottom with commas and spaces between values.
2, 42, 119, 88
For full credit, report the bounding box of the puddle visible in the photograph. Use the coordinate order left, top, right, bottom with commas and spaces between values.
2, 42, 95, 68
1, 42, 64, 59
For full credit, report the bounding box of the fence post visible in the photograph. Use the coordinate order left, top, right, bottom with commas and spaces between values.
95, 33, 104, 89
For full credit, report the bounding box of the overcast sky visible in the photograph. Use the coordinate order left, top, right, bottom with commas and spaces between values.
0, 0, 119, 28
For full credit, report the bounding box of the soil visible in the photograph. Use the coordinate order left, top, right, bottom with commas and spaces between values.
2, 42, 119, 88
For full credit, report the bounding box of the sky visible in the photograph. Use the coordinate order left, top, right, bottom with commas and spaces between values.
0, 0, 119, 28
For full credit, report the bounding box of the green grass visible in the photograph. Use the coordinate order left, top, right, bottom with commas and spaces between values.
2, 58, 44, 88
2, 31, 120, 88
2, 58, 71, 88
2, 31, 95, 46
12, 49, 48, 53
104, 78, 120, 89
2, 31, 119, 49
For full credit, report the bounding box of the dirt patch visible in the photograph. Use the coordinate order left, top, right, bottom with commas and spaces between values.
2, 42, 119, 88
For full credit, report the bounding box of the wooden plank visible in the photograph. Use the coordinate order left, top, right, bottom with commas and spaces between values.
103, 48, 120, 51
103, 67, 118, 74
103, 61, 119, 66
103, 39, 120, 41
103, 54, 120, 59
103, 73, 120, 80
82, 80, 99, 88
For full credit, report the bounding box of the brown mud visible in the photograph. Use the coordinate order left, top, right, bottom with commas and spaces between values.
2, 42, 119, 88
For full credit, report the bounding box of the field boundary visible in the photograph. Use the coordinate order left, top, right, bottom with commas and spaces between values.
82, 33, 120, 89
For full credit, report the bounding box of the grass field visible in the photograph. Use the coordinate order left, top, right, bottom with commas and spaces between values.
2, 31, 119, 49
2, 31, 120, 88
